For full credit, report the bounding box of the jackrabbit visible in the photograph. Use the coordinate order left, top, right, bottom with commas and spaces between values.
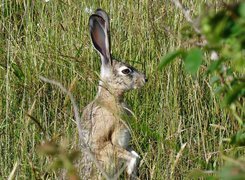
82, 9, 147, 179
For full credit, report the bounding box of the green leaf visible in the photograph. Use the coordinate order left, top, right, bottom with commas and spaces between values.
184, 48, 202, 76
214, 85, 225, 94
223, 83, 245, 106
159, 49, 184, 70
210, 76, 220, 85
219, 161, 245, 179
239, 2, 245, 18
206, 60, 222, 74
231, 130, 245, 146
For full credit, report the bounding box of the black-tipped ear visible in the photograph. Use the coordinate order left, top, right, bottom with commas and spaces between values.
95, 9, 110, 31
95, 9, 111, 55
89, 14, 111, 66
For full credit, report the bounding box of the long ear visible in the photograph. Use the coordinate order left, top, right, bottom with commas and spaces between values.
89, 14, 111, 66
95, 9, 110, 31
95, 9, 111, 53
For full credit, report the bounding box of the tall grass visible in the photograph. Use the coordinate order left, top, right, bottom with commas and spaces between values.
0, 0, 242, 179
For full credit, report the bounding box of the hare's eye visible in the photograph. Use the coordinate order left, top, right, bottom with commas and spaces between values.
121, 68, 132, 75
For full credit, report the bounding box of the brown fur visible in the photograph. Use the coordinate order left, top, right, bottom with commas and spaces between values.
82, 9, 147, 179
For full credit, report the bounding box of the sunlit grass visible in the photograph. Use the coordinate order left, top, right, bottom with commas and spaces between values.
0, 0, 241, 179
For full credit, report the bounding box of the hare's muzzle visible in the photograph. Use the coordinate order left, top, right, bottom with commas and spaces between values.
134, 73, 147, 89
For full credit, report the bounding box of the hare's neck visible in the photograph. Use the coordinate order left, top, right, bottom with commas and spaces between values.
97, 86, 124, 104
96, 86, 132, 117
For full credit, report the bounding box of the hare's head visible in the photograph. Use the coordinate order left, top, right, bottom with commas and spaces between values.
89, 9, 147, 93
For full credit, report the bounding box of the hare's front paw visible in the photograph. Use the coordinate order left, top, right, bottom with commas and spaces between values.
127, 151, 140, 175
130, 150, 140, 159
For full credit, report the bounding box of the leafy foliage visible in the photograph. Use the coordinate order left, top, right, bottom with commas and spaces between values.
160, 1, 245, 113
231, 130, 245, 146
159, 1, 245, 179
